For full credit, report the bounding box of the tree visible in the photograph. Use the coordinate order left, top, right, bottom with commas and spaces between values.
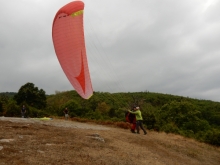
4, 100, 20, 117
13, 82, 46, 109
0, 95, 9, 116
0, 102, 2, 116
96, 102, 110, 115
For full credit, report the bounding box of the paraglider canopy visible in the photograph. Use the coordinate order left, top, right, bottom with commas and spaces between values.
52, 1, 93, 99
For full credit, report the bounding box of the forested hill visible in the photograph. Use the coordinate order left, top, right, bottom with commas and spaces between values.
1, 90, 220, 146
0, 92, 17, 98
46, 91, 220, 146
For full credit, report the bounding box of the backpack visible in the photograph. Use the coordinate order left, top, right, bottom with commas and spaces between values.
125, 111, 136, 123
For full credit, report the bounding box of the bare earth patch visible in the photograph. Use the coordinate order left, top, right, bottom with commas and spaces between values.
0, 117, 219, 165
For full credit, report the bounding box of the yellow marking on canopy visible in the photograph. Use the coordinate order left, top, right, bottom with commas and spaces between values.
71, 10, 83, 17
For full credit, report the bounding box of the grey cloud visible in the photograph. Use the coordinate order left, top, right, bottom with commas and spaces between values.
0, 0, 220, 102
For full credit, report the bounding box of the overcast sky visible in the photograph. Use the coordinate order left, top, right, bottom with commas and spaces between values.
1, 0, 220, 102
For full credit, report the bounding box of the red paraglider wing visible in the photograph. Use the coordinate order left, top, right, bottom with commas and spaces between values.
52, 1, 93, 99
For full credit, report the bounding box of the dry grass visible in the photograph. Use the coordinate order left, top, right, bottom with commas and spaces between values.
71, 117, 131, 129
0, 118, 219, 165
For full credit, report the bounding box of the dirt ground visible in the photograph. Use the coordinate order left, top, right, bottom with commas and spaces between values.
0, 117, 220, 165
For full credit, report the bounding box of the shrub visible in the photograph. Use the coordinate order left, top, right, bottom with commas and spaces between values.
161, 123, 179, 134
204, 129, 220, 146
4, 100, 20, 117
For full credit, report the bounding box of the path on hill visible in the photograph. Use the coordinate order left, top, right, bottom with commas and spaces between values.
0, 117, 110, 130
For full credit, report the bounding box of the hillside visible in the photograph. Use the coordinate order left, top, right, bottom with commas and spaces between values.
0, 117, 219, 165
1, 89, 220, 147
0, 92, 17, 98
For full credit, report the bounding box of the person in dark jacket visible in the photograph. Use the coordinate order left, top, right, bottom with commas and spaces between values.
63, 107, 69, 120
21, 105, 26, 118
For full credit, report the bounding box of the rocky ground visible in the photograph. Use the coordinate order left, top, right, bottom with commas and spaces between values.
0, 117, 220, 165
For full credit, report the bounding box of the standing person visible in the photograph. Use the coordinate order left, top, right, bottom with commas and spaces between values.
128, 106, 147, 135
21, 105, 26, 118
63, 107, 69, 120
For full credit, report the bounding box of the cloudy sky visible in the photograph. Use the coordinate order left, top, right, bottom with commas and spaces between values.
1, 0, 220, 102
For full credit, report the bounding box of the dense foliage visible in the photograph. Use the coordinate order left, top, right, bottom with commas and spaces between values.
0, 83, 220, 146
13, 82, 46, 109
